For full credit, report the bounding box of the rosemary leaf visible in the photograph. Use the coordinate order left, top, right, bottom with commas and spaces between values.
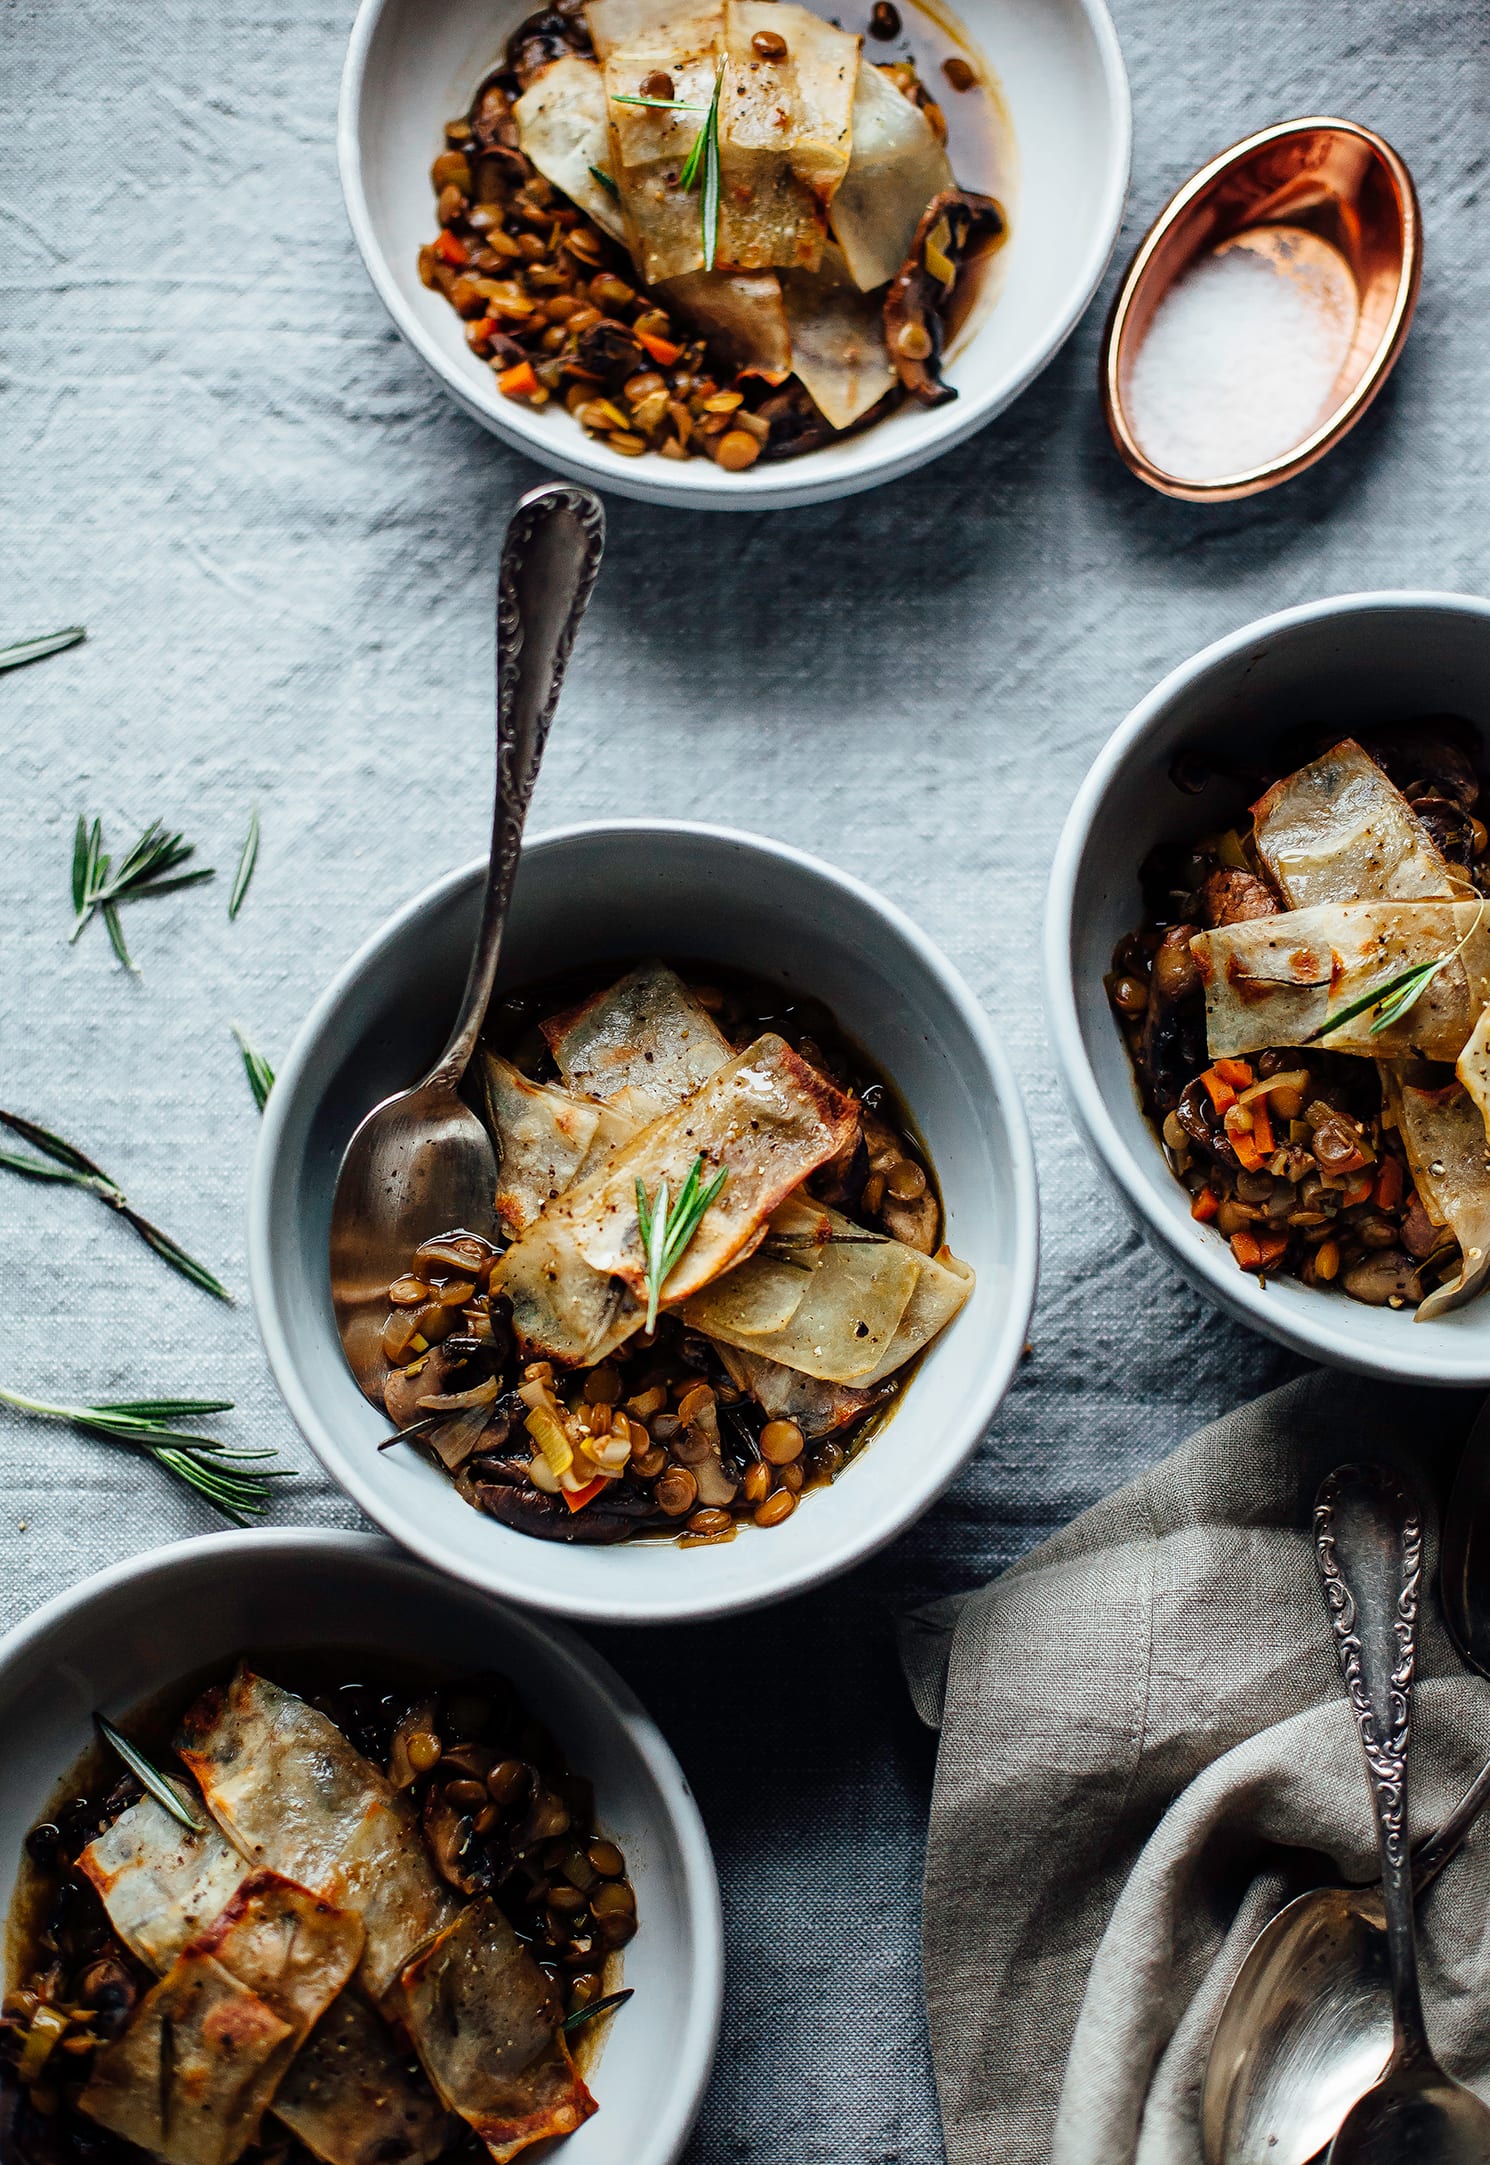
589, 164, 621, 198
229, 807, 260, 920
611, 93, 706, 108
95, 1714, 203, 1832
636, 1154, 727, 1331
562, 1989, 634, 2034
0, 626, 85, 674
676, 61, 724, 266
70, 813, 214, 969
1307, 903, 1487, 1043
231, 1024, 274, 1113
0, 1111, 232, 1301
0, 1385, 289, 1526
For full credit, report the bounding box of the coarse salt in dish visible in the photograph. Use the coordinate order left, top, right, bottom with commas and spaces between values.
1125, 230, 1356, 483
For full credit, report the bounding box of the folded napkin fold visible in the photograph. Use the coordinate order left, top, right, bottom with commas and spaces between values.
900, 1372, 1490, 2165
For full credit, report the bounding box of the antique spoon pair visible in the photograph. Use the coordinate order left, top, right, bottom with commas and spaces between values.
1203, 1451, 1490, 2165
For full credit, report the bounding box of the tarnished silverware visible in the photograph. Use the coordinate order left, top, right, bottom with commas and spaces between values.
1102, 118, 1420, 502
1315, 1465, 1490, 2164
329, 481, 605, 1398
1201, 1734, 1490, 2165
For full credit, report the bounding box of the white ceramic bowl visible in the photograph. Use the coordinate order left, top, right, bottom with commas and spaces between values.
1046, 591, 1490, 1384
250, 821, 1038, 1621
337, 0, 1129, 510
0, 1530, 722, 2165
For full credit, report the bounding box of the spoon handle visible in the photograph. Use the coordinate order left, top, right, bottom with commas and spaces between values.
1315, 1463, 1432, 2066
1412, 1752, 1490, 1897
427, 481, 606, 1090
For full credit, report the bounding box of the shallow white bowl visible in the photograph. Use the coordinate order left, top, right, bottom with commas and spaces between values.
1046, 591, 1490, 1385
337, 0, 1129, 510
250, 821, 1038, 1621
0, 1530, 722, 2165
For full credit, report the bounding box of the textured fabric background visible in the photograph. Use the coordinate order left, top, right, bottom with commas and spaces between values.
0, 0, 1485, 2157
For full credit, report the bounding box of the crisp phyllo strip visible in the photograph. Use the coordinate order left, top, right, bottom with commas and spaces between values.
592, 0, 725, 283
498, 1032, 857, 1365
1251, 738, 1462, 909
79, 1949, 294, 2165
1382, 1059, 1490, 1318
829, 58, 954, 290
686, 1206, 969, 1382
682, 1193, 831, 1337
272, 1990, 453, 2165
1191, 900, 1490, 1061
663, 269, 794, 379
512, 54, 629, 241
541, 959, 732, 1117
176, 1667, 457, 2001
394, 1897, 595, 2163
484, 1054, 604, 1236
780, 246, 897, 429
190, 1871, 364, 2047
79, 1788, 250, 1974
715, 3, 858, 271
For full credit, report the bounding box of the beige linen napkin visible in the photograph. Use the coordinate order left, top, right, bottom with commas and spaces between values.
900, 1372, 1490, 2165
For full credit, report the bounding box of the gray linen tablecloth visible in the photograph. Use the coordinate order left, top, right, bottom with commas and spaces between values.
1, 0, 1485, 2157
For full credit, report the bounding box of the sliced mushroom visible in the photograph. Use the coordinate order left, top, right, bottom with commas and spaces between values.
1400, 1190, 1454, 1261
882, 1190, 939, 1253
459, 1457, 661, 1544
1341, 1250, 1424, 1307
883, 187, 1005, 406
1175, 1076, 1240, 1168
1363, 718, 1481, 811
1138, 927, 1207, 1114
388, 1698, 440, 1789
383, 1345, 458, 1431
422, 1785, 488, 1896
574, 317, 646, 386
1202, 868, 1280, 928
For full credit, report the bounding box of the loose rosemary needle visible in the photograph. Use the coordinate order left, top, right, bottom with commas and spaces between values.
0, 1110, 232, 1302
71, 814, 215, 971
228, 807, 260, 920
0, 627, 85, 674
231, 1024, 274, 1113
0, 1387, 291, 1525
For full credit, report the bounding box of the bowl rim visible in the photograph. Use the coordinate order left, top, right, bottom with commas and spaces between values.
248, 817, 1040, 1620
334, 0, 1132, 512
0, 1526, 725, 2165
1044, 587, 1490, 1384
1099, 116, 1423, 503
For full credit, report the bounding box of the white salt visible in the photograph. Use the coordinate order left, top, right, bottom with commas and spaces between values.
1125, 232, 1357, 482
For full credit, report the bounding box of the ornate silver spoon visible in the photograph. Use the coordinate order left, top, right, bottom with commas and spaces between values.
1316, 1463, 1490, 2165
329, 481, 605, 1398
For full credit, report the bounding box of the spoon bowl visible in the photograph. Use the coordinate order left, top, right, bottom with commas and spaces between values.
1440, 1398, 1490, 1677
329, 481, 605, 1398
1329, 2063, 1490, 2165
1102, 117, 1420, 501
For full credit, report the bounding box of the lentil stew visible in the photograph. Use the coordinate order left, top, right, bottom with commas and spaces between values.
2, 1659, 635, 2164
1110, 720, 1490, 1317
418, 0, 1007, 469
376, 958, 973, 1544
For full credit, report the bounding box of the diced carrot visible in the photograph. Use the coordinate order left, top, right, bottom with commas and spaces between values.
1201, 1067, 1238, 1114
1224, 1096, 1273, 1171
468, 315, 496, 344
1250, 1099, 1274, 1157
1374, 1156, 1404, 1212
434, 230, 469, 266
1342, 1171, 1375, 1208
638, 331, 684, 367
1214, 1058, 1254, 1089
1191, 1187, 1220, 1224
1255, 1231, 1289, 1270
1230, 1232, 1263, 1270
562, 1475, 607, 1514
498, 359, 541, 400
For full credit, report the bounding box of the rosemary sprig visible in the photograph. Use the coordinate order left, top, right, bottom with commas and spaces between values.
562, 1988, 633, 2035
589, 163, 620, 198
231, 1025, 274, 1113
70, 815, 215, 971
1307, 903, 1487, 1043
612, 59, 724, 268
0, 1386, 291, 1525
635, 1154, 727, 1331
0, 1111, 232, 1302
0, 627, 85, 674
95, 1714, 203, 1831
228, 807, 259, 920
